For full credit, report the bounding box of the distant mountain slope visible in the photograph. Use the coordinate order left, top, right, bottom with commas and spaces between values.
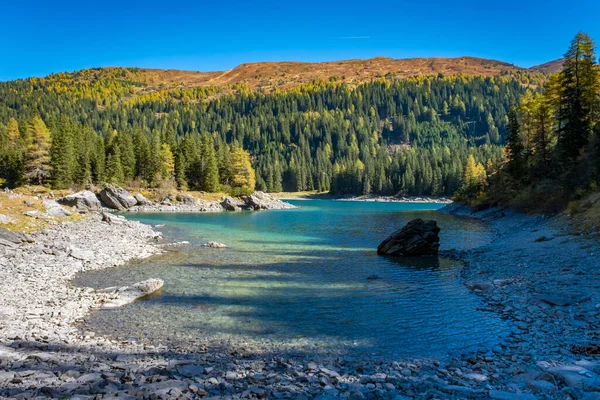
14, 56, 541, 94
201, 56, 523, 90
529, 58, 565, 74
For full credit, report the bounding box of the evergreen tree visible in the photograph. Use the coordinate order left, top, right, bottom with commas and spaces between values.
199, 135, 219, 192
556, 32, 599, 175
50, 116, 75, 189
104, 130, 124, 183
118, 131, 136, 182
504, 108, 525, 182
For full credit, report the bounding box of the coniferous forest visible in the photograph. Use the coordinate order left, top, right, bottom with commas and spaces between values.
0, 43, 582, 200
467, 32, 600, 212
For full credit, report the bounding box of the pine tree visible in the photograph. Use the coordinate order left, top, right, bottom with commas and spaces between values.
149, 129, 162, 184
104, 130, 124, 184
50, 116, 75, 189
24, 116, 52, 185
0, 118, 24, 187
199, 135, 219, 192
133, 127, 151, 182
217, 141, 233, 185
174, 147, 188, 189
504, 109, 525, 182
118, 132, 136, 182
556, 32, 599, 173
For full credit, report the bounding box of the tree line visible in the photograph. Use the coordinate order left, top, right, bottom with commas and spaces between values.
0, 63, 543, 195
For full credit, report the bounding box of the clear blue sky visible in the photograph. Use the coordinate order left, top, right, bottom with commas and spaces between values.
2, 0, 599, 81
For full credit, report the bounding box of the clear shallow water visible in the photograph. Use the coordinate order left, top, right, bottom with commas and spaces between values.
75, 200, 509, 359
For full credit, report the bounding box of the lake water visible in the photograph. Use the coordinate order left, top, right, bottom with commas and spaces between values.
75, 200, 509, 360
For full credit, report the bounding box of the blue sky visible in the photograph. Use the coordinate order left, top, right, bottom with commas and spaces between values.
1, 0, 599, 81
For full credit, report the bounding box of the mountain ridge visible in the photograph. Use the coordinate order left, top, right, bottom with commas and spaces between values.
11, 56, 560, 93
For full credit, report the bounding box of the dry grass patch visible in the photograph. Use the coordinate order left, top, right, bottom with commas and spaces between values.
0, 186, 84, 233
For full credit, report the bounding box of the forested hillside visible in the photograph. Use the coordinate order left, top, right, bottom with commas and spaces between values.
0, 58, 547, 196
465, 33, 600, 213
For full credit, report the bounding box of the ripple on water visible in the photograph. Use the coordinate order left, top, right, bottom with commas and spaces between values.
74, 200, 508, 360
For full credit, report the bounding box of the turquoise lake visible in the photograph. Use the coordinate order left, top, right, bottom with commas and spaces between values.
75, 200, 509, 359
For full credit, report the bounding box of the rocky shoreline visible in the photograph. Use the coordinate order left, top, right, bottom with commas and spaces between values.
335, 195, 453, 204
0, 203, 599, 398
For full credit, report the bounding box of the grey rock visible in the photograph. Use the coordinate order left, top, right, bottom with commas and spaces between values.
241, 192, 295, 210
134, 193, 151, 206
221, 196, 242, 211
69, 246, 94, 261
176, 194, 196, 205
0, 214, 14, 224
100, 279, 164, 308
0, 371, 15, 383
528, 379, 556, 394
203, 241, 227, 248
536, 294, 576, 306
57, 191, 101, 213
547, 365, 600, 391
177, 364, 204, 377
99, 186, 137, 210
489, 390, 538, 400
101, 212, 126, 225
43, 199, 72, 217
0, 227, 33, 244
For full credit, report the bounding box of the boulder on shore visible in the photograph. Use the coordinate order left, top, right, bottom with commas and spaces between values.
99, 185, 137, 210
242, 191, 295, 210
42, 199, 72, 218
99, 279, 164, 309
0, 227, 34, 247
176, 193, 196, 205
134, 193, 151, 206
57, 190, 102, 213
377, 218, 440, 256
221, 196, 243, 211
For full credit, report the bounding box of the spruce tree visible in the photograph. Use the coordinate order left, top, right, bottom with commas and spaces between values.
556, 32, 599, 173
199, 135, 219, 192
504, 109, 525, 182
50, 116, 75, 189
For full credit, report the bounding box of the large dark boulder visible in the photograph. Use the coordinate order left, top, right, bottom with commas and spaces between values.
99, 186, 137, 210
57, 190, 102, 213
377, 218, 440, 256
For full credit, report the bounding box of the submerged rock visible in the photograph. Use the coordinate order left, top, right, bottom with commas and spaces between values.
100, 279, 164, 308
203, 241, 228, 248
99, 185, 137, 210
377, 218, 440, 256
57, 190, 101, 213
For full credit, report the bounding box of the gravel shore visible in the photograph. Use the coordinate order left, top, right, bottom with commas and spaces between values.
0, 206, 599, 399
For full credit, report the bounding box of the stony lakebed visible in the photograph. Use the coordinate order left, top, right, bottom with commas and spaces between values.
0, 197, 599, 399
